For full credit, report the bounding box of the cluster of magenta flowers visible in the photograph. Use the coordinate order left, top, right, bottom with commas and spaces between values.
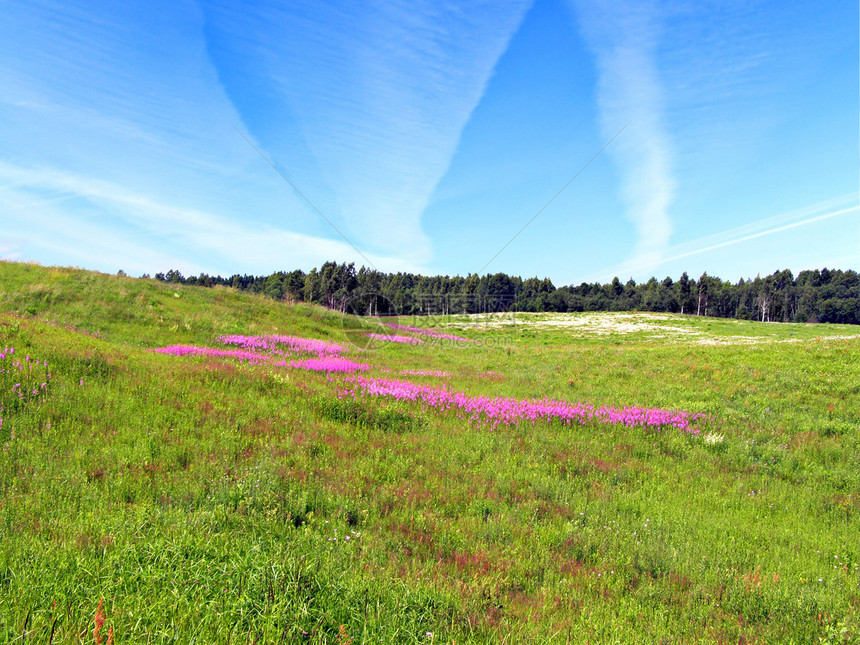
382, 322, 471, 343
154, 345, 273, 364
340, 375, 705, 432
289, 357, 370, 373
153, 332, 707, 432
218, 334, 345, 357
1, 346, 51, 428
155, 334, 368, 373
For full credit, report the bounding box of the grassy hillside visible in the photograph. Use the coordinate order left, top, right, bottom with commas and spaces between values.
0, 261, 858, 643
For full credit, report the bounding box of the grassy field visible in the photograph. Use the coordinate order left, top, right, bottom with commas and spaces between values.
0, 260, 858, 644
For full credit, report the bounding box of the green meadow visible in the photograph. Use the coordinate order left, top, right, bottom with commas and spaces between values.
0, 261, 858, 644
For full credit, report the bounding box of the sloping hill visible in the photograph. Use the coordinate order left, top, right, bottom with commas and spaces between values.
0, 261, 355, 347
0, 261, 857, 643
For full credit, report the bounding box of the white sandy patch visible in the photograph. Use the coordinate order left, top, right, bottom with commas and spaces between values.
443, 312, 860, 346
450, 312, 701, 336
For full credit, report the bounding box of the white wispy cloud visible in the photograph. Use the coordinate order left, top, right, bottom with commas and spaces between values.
0, 163, 428, 276
660, 195, 859, 266
202, 0, 532, 263
570, 0, 675, 269
1, 0, 533, 274
0, 241, 22, 262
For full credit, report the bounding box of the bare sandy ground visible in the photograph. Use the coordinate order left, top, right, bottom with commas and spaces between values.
444, 312, 860, 345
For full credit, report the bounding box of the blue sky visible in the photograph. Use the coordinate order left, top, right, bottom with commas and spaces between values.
1, 0, 857, 285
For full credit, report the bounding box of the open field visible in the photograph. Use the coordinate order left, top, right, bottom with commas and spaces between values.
0, 261, 858, 643
447, 311, 860, 343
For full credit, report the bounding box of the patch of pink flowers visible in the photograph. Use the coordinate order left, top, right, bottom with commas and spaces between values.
157, 338, 369, 374
218, 334, 345, 357
1, 346, 51, 424
154, 345, 272, 364
342, 376, 705, 432
289, 357, 370, 373
383, 323, 471, 343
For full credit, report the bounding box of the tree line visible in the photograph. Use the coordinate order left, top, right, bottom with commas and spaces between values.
148, 263, 860, 325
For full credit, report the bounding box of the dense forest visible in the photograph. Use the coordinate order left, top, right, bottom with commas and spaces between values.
149, 263, 860, 325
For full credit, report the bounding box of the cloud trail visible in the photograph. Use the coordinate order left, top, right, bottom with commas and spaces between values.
660, 195, 859, 265
1, 0, 533, 275
202, 0, 532, 263
571, 0, 675, 269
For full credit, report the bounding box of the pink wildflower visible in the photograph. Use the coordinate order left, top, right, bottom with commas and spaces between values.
344, 376, 706, 432
290, 357, 370, 373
